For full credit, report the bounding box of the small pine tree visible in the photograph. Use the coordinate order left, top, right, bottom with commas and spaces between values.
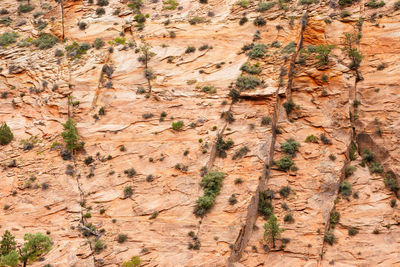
264, 214, 284, 248
19, 233, 52, 267
0, 230, 16, 256
122, 256, 142, 267
61, 118, 82, 151
0, 123, 13, 145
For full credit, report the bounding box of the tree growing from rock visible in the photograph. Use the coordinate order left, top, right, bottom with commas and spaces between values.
61, 118, 82, 152
264, 214, 284, 248
0, 122, 13, 145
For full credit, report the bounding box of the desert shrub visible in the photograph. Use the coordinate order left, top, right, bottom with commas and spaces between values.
169, 31, 176, 38
340, 10, 351, 17
228, 194, 238, 205
275, 156, 294, 171
124, 168, 136, 177
395, 0, 400, 10
78, 21, 87, 30
390, 199, 396, 207
185, 46, 196, 53
254, 17, 266, 26
55, 49, 64, 57
339, 181, 352, 197
249, 43, 267, 59
366, 0, 385, 8
163, 0, 179, 10
65, 42, 90, 58
362, 149, 374, 162
84, 156, 94, 165
261, 116, 271, 126
281, 139, 299, 156
221, 111, 234, 123
315, 44, 335, 65
194, 171, 226, 217
236, 75, 261, 90
239, 17, 248, 25
203, 85, 216, 94
0, 8, 9, 15
117, 234, 128, 243
232, 146, 249, 160
122, 256, 142, 267
305, 135, 318, 143
283, 98, 295, 115
216, 135, 234, 158
94, 240, 105, 253
324, 231, 336, 245
259, 190, 274, 219
299, 0, 315, 4
96, 7, 105, 15
369, 161, 383, 173
320, 133, 332, 144
236, 0, 249, 7
0, 32, 18, 47
188, 16, 204, 25
0, 123, 13, 145
124, 186, 133, 198
32, 33, 58, 49
97, 0, 109, 6
283, 213, 294, 223
172, 121, 184, 130
240, 62, 262, 74
257, 1, 276, 11
348, 227, 358, 236
384, 173, 399, 193
18, 4, 35, 13
330, 211, 340, 228
345, 165, 356, 177
282, 41, 296, 54
279, 186, 291, 198
0, 16, 11, 26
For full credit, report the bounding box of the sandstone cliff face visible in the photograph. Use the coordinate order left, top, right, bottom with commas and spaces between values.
0, 0, 399, 266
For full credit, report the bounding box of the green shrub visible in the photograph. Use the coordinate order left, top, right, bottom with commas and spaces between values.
84, 156, 94, 165
194, 171, 226, 217
261, 116, 271, 125
239, 17, 248, 25
249, 43, 267, 59
32, 33, 58, 49
283, 98, 295, 115
94, 240, 105, 253
185, 46, 196, 53
232, 146, 249, 160
97, 0, 109, 6
61, 118, 82, 151
228, 194, 238, 205
283, 213, 294, 223
282, 41, 296, 54
299, 0, 314, 4
339, 181, 352, 197
253, 17, 266, 26
236, 75, 261, 90
257, 1, 276, 11
395, 0, 400, 10
279, 186, 291, 198
369, 161, 383, 174
0, 16, 11, 26
124, 168, 136, 178
18, 4, 35, 13
163, 0, 179, 10
339, 0, 358, 6
315, 44, 335, 65
0, 32, 18, 47
236, 0, 249, 7
94, 38, 105, 49
281, 138, 299, 156
240, 62, 262, 74
345, 165, 356, 177
324, 231, 336, 245
0, 123, 13, 145
124, 186, 133, 198
96, 7, 105, 15
366, 0, 385, 8
348, 227, 358, 236
305, 135, 318, 143
390, 199, 396, 207
259, 190, 274, 219
172, 121, 184, 130
275, 156, 294, 171
340, 10, 351, 18
216, 135, 234, 158
384, 173, 399, 193
117, 234, 128, 243
320, 133, 332, 144
330, 211, 340, 228
362, 149, 374, 162
122, 256, 142, 267
65, 42, 90, 58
